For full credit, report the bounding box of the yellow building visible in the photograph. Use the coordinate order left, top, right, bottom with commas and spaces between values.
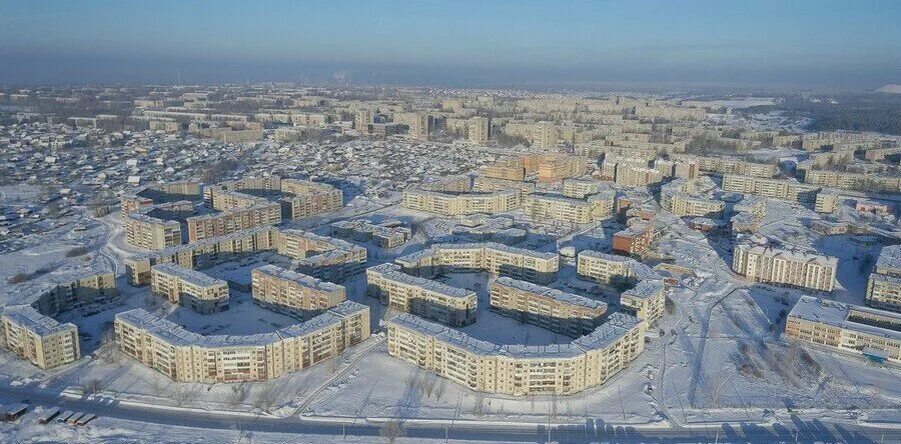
125, 213, 183, 250
252, 264, 347, 318
732, 241, 837, 292
186, 203, 282, 242
1, 305, 80, 370
402, 189, 522, 216
386, 312, 645, 396
396, 242, 559, 285
366, 263, 477, 326
785, 296, 900, 365
489, 277, 606, 337
115, 301, 370, 383
151, 263, 230, 314
866, 245, 901, 312
523, 192, 615, 224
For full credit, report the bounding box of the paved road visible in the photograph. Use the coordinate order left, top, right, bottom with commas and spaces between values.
2, 383, 894, 443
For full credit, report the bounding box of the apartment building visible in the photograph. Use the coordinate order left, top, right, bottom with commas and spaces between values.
151, 263, 230, 314
784, 296, 900, 365
661, 193, 725, 218
612, 162, 666, 187
1, 305, 80, 370
674, 155, 777, 178
394, 112, 433, 140
620, 279, 665, 323
330, 219, 411, 248
252, 265, 347, 319
721, 174, 821, 205
479, 157, 525, 181
396, 242, 559, 284
814, 190, 840, 214
274, 229, 368, 281
468, 116, 491, 144
489, 277, 606, 337
121, 181, 203, 215
208, 188, 268, 212
126, 226, 277, 285
279, 179, 344, 219
186, 203, 282, 242
562, 179, 611, 199
576, 250, 659, 285
472, 176, 535, 194
523, 192, 615, 224
612, 220, 655, 256
30, 273, 119, 317
125, 213, 183, 250
386, 312, 645, 396
729, 195, 767, 234
366, 263, 477, 326
732, 240, 837, 292
802, 169, 901, 193
115, 301, 371, 383
402, 189, 522, 216
536, 156, 591, 183
866, 245, 901, 312
126, 227, 366, 286
209, 176, 343, 219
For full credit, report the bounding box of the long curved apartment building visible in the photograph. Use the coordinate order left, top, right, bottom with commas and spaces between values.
366, 263, 477, 326
114, 301, 370, 383
126, 227, 367, 285
386, 312, 644, 396
396, 242, 559, 285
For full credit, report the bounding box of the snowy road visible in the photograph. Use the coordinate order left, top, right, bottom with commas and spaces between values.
0, 383, 894, 442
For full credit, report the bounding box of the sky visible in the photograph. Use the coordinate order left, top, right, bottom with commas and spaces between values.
1, 0, 899, 88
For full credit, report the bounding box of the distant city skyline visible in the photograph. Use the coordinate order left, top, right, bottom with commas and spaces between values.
1, 0, 899, 88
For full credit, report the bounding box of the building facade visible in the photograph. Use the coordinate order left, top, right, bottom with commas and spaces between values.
784, 296, 900, 365
251, 264, 346, 319
396, 242, 559, 285
151, 263, 230, 314
489, 277, 607, 337
366, 263, 477, 326
732, 241, 837, 292
386, 312, 645, 396
115, 301, 370, 383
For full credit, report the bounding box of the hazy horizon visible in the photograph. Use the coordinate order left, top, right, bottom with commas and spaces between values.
1, 0, 899, 89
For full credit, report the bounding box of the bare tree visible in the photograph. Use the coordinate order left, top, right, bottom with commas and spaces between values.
150, 374, 168, 396
254, 383, 280, 412
379, 420, 404, 443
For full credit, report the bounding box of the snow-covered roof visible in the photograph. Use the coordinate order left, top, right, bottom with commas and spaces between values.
492, 276, 606, 310
387, 312, 640, 359
116, 300, 368, 348
788, 296, 901, 341
622, 279, 665, 300
876, 245, 901, 273
1, 305, 76, 337
253, 264, 344, 293
152, 263, 226, 288
369, 263, 476, 299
